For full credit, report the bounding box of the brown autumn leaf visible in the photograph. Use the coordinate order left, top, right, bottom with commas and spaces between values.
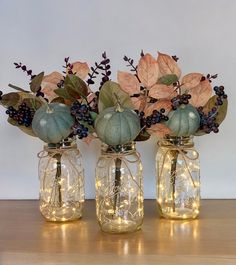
147, 123, 171, 138
144, 99, 172, 116
181, 73, 203, 90
117, 71, 140, 95
149, 84, 177, 99
41, 71, 64, 102
82, 134, 96, 145
131, 95, 147, 111
137, 53, 159, 88
70, 61, 90, 80
157, 52, 181, 78
188, 79, 213, 107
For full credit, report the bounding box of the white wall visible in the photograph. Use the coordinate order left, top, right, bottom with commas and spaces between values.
0, 0, 235, 199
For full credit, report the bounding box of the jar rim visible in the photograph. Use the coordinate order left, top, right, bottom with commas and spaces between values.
101, 141, 136, 154
160, 136, 194, 147
44, 137, 77, 150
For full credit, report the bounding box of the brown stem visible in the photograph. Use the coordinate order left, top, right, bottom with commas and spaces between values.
170, 150, 178, 212
113, 158, 122, 215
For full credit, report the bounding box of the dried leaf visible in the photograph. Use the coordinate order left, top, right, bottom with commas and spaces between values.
98, 81, 133, 112
144, 99, 172, 116
135, 130, 151, 141
147, 123, 171, 138
182, 73, 203, 90
82, 134, 96, 145
117, 71, 140, 95
131, 95, 147, 111
70, 61, 90, 80
188, 80, 213, 107
30, 72, 44, 93
8, 118, 36, 137
41, 71, 64, 102
149, 84, 177, 99
137, 53, 159, 88
157, 52, 181, 78
158, 74, 178, 85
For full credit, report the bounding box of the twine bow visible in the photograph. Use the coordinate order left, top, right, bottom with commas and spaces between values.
157, 141, 199, 188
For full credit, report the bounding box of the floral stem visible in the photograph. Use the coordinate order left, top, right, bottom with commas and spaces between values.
170, 150, 178, 213
113, 158, 122, 216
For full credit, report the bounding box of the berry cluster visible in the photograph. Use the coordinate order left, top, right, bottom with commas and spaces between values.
71, 102, 94, 139
214, 86, 227, 105
6, 103, 34, 127
72, 123, 89, 139
197, 106, 219, 134
0, 91, 3, 100
87, 52, 111, 89
136, 109, 168, 129
14, 62, 35, 80
171, 94, 192, 110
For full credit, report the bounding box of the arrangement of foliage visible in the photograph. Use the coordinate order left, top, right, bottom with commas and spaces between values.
0, 51, 228, 146
117, 51, 228, 139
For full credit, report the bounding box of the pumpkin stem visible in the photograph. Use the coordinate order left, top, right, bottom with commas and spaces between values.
38, 96, 53, 113
114, 93, 124, 112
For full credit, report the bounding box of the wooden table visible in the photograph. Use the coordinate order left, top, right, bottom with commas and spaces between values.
0, 200, 236, 265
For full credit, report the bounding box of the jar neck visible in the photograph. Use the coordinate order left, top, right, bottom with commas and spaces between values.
101, 142, 136, 154
160, 136, 194, 148
44, 137, 77, 151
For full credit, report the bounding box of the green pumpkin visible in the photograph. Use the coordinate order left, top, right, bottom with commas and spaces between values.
165, 104, 200, 136
32, 103, 74, 143
95, 105, 141, 146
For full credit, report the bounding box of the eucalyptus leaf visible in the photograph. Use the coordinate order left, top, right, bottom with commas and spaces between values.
22, 97, 42, 111
30, 72, 44, 92
54, 88, 72, 100
98, 81, 133, 112
80, 121, 95, 133
90, 111, 98, 121
8, 83, 29, 93
158, 74, 178, 85
64, 74, 88, 99
0, 92, 20, 107
203, 95, 228, 125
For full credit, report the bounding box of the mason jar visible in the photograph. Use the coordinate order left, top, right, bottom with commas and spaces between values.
156, 136, 200, 219
38, 137, 85, 222
95, 142, 143, 233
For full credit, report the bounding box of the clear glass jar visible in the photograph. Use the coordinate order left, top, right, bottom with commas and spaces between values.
156, 136, 200, 220
95, 142, 144, 233
38, 137, 85, 222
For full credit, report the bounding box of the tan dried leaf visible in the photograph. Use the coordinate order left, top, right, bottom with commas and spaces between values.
117, 71, 140, 95
70, 61, 90, 80
41, 71, 63, 102
147, 123, 171, 138
82, 134, 96, 145
149, 84, 177, 99
131, 95, 147, 111
182, 73, 203, 89
157, 52, 181, 78
144, 99, 172, 116
137, 53, 159, 88
189, 80, 213, 107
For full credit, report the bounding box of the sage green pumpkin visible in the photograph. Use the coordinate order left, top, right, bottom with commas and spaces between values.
95, 106, 141, 146
165, 104, 200, 136
32, 103, 74, 143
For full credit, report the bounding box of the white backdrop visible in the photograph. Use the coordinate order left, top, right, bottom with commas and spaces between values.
0, 0, 235, 199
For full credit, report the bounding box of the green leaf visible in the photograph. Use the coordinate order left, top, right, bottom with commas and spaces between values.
90, 111, 98, 121
80, 121, 95, 133
203, 95, 228, 125
0, 92, 20, 107
54, 88, 72, 100
135, 130, 151, 141
98, 81, 134, 112
8, 83, 29, 93
51, 97, 66, 104
7, 118, 36, 137
64, 74, 88, 99
22, 97, 42, 111
158, 74, 178, 85
30, 72, 44, 93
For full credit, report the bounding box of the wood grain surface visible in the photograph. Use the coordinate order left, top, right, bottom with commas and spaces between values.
0, 200, 236, 265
